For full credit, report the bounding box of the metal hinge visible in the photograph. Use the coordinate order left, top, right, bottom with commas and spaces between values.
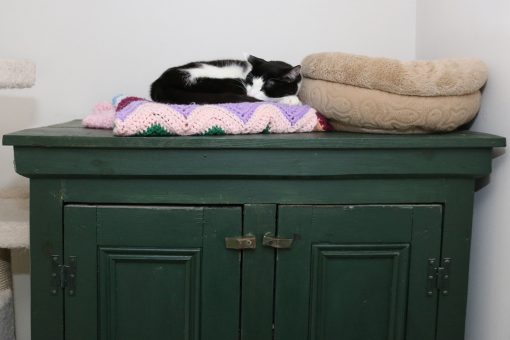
51, 255, 77, 296
426, 258, 451, 296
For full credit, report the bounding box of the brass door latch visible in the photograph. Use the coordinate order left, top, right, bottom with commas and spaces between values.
225, 235, 257, 250
262, 233, 293, 249
225, 233, 294, 250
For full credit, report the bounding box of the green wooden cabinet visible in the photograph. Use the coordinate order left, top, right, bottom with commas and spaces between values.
3, 120, 506, 340
64, 205, 242, 340
274, 205, 442, 340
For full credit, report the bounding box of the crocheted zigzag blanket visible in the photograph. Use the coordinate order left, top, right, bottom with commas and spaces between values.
83, 96, 330, 136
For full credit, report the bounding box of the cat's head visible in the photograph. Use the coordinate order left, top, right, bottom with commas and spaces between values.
245, 55, 301, 101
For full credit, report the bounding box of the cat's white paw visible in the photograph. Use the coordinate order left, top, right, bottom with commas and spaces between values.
279, 96, 302, 105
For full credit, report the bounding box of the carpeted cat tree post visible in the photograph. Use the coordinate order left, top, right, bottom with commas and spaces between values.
0, 59, 35, 340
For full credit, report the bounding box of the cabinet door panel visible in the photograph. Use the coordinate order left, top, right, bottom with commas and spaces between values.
97, 206, 204, 247
64, 205, 242, 340
310, 244, 409, 340
99, 248, 200, 340
274, 205, 442, 340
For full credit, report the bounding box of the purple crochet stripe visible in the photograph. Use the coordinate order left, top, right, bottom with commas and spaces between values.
170, 104, 200, 118
116, 99, 312, 126
222, 102, 265, 124
274, 103, 313, 126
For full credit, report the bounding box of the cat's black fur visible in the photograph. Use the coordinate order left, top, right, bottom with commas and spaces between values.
150, 55, 301, 104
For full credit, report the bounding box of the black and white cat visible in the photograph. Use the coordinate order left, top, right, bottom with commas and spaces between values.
150, 55, 302, 105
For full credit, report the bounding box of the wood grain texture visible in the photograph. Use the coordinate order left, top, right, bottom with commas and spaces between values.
2, 119, 505, 149
406, 205, 443, 340
308, 244, 410, 340
274, 205, 439, 340
436, 180, 475, 340
59, 178, 463, 205
241, 205, 276, 340
275, 205, 440, 340
97, 206, 204, 247
99, 248, 201, 340
201, 207, 243, 340
10, 146, 495, 178
64, 206, 97, 340
64, 205, 242, 340
30, 179, 64, 340
5, 120, 503, 340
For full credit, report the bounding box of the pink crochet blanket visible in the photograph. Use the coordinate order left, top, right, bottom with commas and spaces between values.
83, 96, 330, 136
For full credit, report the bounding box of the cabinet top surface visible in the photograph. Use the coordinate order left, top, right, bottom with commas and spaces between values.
2, 120, 506, 149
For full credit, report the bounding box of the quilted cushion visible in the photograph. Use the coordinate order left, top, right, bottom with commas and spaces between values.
299, 78, 481, 134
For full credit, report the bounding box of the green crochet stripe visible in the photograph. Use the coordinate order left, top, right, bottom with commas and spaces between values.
203, 126, 226, 135
136, 124, 272, 136
137, 124, 174, 137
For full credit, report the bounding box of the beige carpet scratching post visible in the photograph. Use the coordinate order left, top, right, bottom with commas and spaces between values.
0, 59, 34, 340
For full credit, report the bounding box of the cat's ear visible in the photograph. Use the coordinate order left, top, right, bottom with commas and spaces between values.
283, 65, 301, 82
246, 55, 267, 66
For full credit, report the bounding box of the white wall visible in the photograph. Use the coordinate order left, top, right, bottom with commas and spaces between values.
417, 1, 510, 340
0, 0, 417, 190
1, 1, 417, 339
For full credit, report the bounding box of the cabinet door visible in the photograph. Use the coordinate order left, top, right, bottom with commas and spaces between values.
274, 205, 442, 340
64, 205, 242, 340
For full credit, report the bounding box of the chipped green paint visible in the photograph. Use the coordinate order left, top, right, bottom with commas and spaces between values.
2, 120, 505, 340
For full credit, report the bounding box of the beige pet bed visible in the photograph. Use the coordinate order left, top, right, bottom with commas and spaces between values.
299, 52, 488, 133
